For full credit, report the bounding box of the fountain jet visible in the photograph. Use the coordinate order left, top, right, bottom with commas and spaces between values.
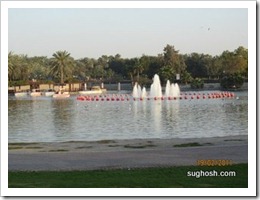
132, 74, 180, 99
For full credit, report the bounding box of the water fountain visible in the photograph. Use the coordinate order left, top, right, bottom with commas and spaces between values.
150, 74, 163, 98
76, 73, 235, 101
165, 80, 171, 97
132, 74, 180, 99
141, 87, 147, 98
169, 83, 180, 98
132, 82, 142, 98
10, 73, 241, 145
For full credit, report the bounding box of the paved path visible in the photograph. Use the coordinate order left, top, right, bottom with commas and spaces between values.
9, 144, 247, 171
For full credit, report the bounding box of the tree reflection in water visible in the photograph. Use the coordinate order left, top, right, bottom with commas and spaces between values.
51, 99, 75, 139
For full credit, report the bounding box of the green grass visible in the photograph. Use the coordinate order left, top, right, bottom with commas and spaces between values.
9, 164, 247, 188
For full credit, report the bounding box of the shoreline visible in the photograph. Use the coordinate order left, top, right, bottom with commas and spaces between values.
9, 135, 248, 154
8, 135, 248, 171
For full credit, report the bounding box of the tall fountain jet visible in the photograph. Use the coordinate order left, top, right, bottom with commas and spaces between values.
150, 74, 163, 98
132, 82, 142, 98
141, 87, 147, 98
170, 83, 180, 97
132, 74, 180, 99
165, 80, 171, 97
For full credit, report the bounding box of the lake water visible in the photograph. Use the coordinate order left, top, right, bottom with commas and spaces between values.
8, 90, 248, 143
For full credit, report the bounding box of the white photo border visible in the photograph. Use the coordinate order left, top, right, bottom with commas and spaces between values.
1, 0, 256, 197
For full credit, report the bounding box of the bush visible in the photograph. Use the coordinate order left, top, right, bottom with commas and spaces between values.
190, 78, 204, 89
8, 80, 29, 87
220, 73, 244, 89
181, 71, 193, 84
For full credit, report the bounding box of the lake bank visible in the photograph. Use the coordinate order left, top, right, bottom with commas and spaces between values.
9, 135, 248, 171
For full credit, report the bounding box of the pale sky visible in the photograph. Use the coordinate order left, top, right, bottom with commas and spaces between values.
8, 8, 248, 59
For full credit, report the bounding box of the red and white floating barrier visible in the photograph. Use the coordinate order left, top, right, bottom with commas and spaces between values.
76, 92, 235, 102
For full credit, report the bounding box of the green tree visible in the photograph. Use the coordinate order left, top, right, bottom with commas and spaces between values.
163, 44, 186, 82
159, 65, 175, 83
9, 54, 30, 81
184, 53, 209, 78
190, 78, 204, 89
210, 56, 223, 79
133, 58, 145, 83
49, 51, 75, 84
145, 55, 164, 79
27, 56, 49, 81
8, 52, 15, 81
234, 46, 248, 77
221, 73, 244, 89
108, 54, 127, 79
77, 57, 96, 81
219, 47, 247, 76
181, 71, 193, 84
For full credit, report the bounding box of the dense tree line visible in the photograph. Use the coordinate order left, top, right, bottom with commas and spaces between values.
8, 44, 248, 87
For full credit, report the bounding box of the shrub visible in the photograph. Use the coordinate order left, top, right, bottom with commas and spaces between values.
220, 73, 244, 89
8, 80, 29, 87
190, 78, 204, 89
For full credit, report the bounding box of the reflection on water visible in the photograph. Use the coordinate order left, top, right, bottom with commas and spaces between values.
8, 91, 248, 142
51, 100, 74, 138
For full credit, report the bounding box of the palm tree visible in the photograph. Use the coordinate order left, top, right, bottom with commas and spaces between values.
8, 52, 29, 82
8, 52, 15, 81
50, 51, 74, 84
133, 58, 144, 83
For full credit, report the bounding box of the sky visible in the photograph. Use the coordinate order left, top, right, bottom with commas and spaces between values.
8, 8, 248, 59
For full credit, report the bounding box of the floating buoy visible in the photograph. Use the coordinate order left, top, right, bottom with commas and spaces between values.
76, 91, 236, 102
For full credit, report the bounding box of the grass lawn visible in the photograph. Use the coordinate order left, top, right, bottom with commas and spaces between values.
9, 163, 247, 188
